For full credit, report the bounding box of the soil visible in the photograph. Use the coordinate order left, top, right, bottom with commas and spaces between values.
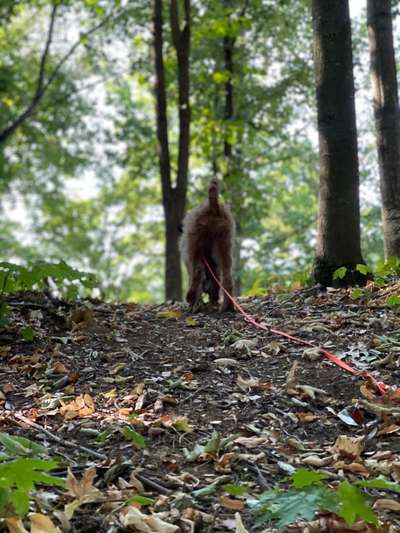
1, 284, 400, 532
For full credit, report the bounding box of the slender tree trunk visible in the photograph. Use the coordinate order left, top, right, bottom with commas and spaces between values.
222, 3, 242, 294
367, 0, 400, 258
153, 0, 190, 301
312, 0, 366, 287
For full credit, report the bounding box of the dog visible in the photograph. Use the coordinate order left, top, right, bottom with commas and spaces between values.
180, 178, 235, 312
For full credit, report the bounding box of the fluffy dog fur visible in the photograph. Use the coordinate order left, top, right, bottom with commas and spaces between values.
180, 179, 235, 312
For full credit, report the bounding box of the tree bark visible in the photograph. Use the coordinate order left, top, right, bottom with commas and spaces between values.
367, 0, 400, 258
153, 0, 191, 301
312, 0, 366, 287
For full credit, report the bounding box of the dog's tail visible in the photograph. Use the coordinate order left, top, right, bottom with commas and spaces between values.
208, 178, 220, 213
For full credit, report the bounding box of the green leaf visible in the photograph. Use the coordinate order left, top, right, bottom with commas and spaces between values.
356, 476, 400, 495
385, 295, 400, 307
0, 433, 47, 457
9, 489, 30, 516
290, 469, 328, 489
350, 288, 363, 300
251, 486, 339, 531
223, 483, 248, 496
212, 71, 230, 84
192, 480, 221, 498
121, 426, 146, 449
337, 481, 378, 526
355, 264, 371, 275
125, 494, 154, 506
333, 267, 347, 280
20, 326, 34, 341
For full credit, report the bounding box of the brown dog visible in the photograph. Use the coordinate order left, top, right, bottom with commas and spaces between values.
180, 179, 235, 312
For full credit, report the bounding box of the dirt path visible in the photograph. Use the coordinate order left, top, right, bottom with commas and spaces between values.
1, 285, 400, 531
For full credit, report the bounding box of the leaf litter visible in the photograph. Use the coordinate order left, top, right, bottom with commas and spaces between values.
0, 284, 400, 531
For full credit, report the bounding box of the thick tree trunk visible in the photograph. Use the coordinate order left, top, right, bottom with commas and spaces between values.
153, 0, 191, 301
367, 0, 400, 258
312, 0, 366, 287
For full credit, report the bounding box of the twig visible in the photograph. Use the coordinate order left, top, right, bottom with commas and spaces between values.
134, 472, 173, 495
11, 413, 107, 461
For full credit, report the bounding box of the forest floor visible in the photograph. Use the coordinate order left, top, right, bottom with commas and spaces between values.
1, 283, 400, 532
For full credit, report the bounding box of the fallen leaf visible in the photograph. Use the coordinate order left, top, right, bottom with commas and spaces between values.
51, 362, 68, 374
66, 466, 102, 500
297, 412, 319, 423
302, 346, 322, 361
373, 498, 400, 512
5, 517, 29, 533
378, 424, 400, 436
120, 507, 179, 532
234, 513, 249, 533
334, 435, 365, 459
157, 310, 182, 320
333, 461, 370, 476
30, 513, 62, 533
2, 383, 15, 394
301, 455, 332, 467
59, 394, 96, 419
234, 436, 267, 448
286, 360, 298, 393
214, 358, 237, 368
220, 496, 244, 511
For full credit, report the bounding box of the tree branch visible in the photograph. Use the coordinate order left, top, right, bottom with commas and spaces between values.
0, 4, 57, 143
0, 6, 127, 144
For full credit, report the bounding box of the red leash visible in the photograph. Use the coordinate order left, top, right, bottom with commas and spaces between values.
202, 257, 390, 395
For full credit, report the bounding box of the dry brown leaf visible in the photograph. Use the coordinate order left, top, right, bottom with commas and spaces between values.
66, 466, 101, 499
392, 462, 400, 482
334, 435, 364, 459
333, 461, 370, 476
286, 360, 299, 394
301, 454, 332, 467
377, 423, 400, 436
30, 513, 62, 533
5, 517, 29, 533
360, 383, 377, 401
234, 436, 267, 448
302, 346, 322, 361
373, 498, 400, 512
120, 507, 179, 532
59, 394, 96, 419
51, 362, 67, 374
297, 412, 320, 423
234, 513, 249, 533
220, 496, 245, 511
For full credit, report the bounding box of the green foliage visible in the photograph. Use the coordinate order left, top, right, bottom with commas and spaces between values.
356, 476, 400, 494
351, 287, 364, 300
385, 295, 400, 307
0, 433, 64, 518
20, 325, 34, 341
183, 431, 237, 462
223, 483, 248, 496
333, 266, 348, 280
0, 260, 96, 296
337, 481, 378, 527
125, 495, 154, 506
121, 426, 146, 449
0, 260, 96, 326
247, 469, 388, 531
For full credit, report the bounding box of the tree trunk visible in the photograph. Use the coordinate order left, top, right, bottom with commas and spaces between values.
312, 0, 366, 287
222, 3, 242, 294
153, 0, 191, 301
367, 0, 400, 258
